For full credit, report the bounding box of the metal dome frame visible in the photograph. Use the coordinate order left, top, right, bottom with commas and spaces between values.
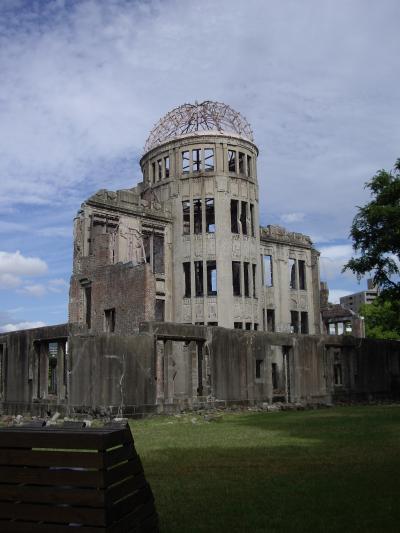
144, 101, 254, 153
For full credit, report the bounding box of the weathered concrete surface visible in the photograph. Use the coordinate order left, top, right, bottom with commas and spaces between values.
68, 333, 156, 416
1, 322, 400, 416
0, 324, 69, 416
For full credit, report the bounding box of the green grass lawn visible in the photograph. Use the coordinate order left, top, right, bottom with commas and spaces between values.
130, 405, 400, 533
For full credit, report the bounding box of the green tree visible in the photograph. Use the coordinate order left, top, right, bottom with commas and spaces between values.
343, 158, 400, 300
359, 300, 400, 340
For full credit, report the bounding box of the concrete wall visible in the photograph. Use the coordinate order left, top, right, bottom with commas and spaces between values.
1, 322, 399, 416
0, 324, 69, 416
67, 333, 156, 416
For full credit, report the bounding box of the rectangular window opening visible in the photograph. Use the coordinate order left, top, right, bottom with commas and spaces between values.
246, 154, 252, 177
256, 359, 263, 379
205, 198, 215, 233
244, 262, 250, 297
155, 299, 165, 321
164, 156, 170, 179
157, 159, 162, 181
48, 342, 58, 395
232, 261, 241, 296
153, 234, 164, 274
299, 260, 306, 290
272, 363, 278, 389
143, 233, 151, 264
334, 363, 343, 386
182, 151, 190, 173
207, 260, 217, 296
195, 261, 204, 297
228, 149, 236, 172
263, 255, 273, 287
192, 149, 201, 172
254, 323, 258, 331
252, 263, 256, 298
250, 204, 255, 237
240, 201, 247, 235
234, 322, 243, 329
290, 311, 299, 333
301, 312, 308, 334
183, 262, 191, 298
245, 322, 252, 330
85, 286, 91, 329
104, 308, 116, 333
239, 152, 245, 174
267, 309, 275, 332
231, 199, 239, 233
193, 199, 202, 234
204, 148, 214, 171
151, 162, 156, 183
182, 200, 190, 235
289, 258, 297, 289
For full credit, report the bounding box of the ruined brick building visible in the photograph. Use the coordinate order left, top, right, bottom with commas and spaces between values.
1, 101, 399, 417
69, 101, 321, 335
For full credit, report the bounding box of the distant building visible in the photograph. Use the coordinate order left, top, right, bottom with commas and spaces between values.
320, 281, 365, 337
340, 279, 379, 314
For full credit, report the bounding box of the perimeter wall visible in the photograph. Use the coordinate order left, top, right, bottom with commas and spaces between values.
0, 322, 399, 416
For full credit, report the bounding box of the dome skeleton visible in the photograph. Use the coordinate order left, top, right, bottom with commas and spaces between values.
144, 101, 254, 153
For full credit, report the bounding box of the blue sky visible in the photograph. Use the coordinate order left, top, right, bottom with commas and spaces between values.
1, 0, 399, 331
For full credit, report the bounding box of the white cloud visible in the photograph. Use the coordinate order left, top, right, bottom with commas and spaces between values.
0, 251, 48, 291
0, 273, 21, 289
319, 244, 354, 280
0, 0, 398, 225
19, 284, 47, 297
319, 245, 353, 260
280, 212, 305, 224
0, 251, 47, 276
0, 321, 46, 333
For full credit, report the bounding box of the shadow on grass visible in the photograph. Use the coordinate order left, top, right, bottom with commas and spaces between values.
144, 445, 400, 533
134, 407, 400, 532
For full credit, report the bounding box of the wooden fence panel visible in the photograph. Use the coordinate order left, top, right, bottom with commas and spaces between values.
0, 426, 158, 532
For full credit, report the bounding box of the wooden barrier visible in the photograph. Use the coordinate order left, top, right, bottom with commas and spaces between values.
0, 425, 158, 532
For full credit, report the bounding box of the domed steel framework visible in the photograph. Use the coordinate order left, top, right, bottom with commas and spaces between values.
144, 100, 254, 153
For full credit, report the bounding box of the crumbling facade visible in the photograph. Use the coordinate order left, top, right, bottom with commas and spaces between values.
69, 101, 321, 334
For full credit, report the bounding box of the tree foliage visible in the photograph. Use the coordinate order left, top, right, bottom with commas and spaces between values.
343, 158, 400, 300
359, 300, 400, 340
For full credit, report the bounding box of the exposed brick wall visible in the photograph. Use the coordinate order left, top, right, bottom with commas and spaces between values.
69, 263, 155, 335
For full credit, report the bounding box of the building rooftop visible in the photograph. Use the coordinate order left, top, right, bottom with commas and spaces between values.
143, 100, 254, 153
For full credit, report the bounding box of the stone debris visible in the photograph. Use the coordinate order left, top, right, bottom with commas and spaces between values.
203, 414, 223, 423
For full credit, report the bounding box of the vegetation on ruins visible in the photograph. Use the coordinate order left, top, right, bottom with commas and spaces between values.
133, 406, 400, 532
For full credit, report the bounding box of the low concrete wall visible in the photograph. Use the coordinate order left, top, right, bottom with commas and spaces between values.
67, 333, 156, 416
1, 322, 399, 416
0, 324, 69, 416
